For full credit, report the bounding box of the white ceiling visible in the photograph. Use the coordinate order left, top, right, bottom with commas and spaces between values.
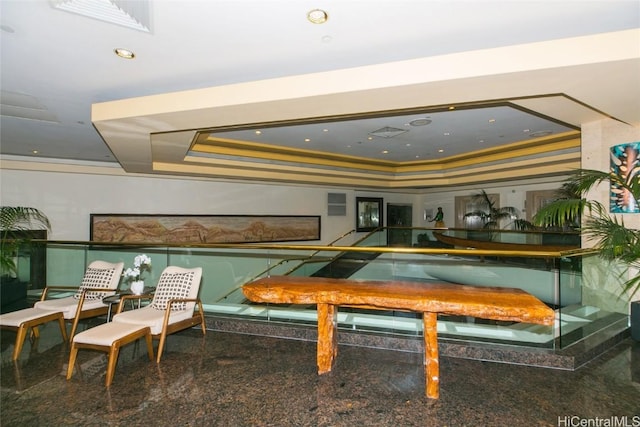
1, 1, 639, 188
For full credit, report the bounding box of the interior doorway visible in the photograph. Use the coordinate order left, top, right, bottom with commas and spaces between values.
387, 203, 412, 246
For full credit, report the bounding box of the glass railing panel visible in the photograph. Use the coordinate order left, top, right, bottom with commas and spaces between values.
335, 251, 558, 348
428, 228, 580, 251
555, 251, 629, 348
4, 237, 629, 353
354, 229, 387, 247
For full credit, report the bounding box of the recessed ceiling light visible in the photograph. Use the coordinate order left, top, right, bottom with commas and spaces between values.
382, 150, 389, 154
488, 119, 496, 123
255, 130, 262, 135
114, 47, 135, 59
32, 150, 39, 154
409, 118, 432, 127
438, 149, 444, 153
307, 9, 328, 24
304, 138, 311, 142
443, 132, 450, 136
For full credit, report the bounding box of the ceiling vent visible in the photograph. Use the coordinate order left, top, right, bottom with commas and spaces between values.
50, 0, 151, 33
0, 90, 59, 123
368, 126, 408, 139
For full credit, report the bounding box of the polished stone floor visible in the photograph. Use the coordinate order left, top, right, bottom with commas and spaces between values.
1, 320, 639, 427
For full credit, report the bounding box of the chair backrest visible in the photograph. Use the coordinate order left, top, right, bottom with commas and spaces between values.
150, 266, 203, 312
73, 260, 125, 301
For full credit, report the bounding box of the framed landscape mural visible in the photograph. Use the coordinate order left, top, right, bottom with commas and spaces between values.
90, 214, 321, 244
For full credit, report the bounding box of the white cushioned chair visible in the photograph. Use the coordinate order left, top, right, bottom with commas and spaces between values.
34, 260, 124, 340
112, 266, 204, 363
0, 260, 123, 360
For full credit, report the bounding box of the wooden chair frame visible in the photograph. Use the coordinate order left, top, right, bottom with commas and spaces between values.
39, 285, 117, 339
116, 295, 206, 363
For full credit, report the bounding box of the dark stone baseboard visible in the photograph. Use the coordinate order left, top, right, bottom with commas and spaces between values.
205, 314, 630, 371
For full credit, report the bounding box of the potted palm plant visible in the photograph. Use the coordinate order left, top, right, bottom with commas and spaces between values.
1, 206, 51, 312
533, 169, 640, 340
463, 190, 529, 243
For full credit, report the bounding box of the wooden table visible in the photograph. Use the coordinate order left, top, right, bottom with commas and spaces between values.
242, 275, 555, 399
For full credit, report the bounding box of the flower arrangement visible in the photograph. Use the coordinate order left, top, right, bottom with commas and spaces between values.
122, 254, 151, 294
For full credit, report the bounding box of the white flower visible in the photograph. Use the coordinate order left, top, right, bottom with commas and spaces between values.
123, 267, 140, 279
122, 254, 151, 284
134, 254, 151, 268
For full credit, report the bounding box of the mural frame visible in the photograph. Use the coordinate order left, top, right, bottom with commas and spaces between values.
90, 214, 321, 244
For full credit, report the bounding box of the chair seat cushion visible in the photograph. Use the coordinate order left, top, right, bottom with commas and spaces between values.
73, 322, 148, 346
0, 307, 62, 327
35, 297, 107, 319
112, 306, 194, 335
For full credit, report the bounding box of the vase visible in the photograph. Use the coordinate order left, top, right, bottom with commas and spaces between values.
130, 280, 144, 295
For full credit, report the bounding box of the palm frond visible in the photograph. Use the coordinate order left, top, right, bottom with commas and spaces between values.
0, 206, 51, 232
1, 206, 51, 276
583, 211, 640, 264
512, 219, 537, 231
533, 198, 592, 228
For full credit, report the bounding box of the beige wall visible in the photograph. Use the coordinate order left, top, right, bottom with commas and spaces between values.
582, 118, 640, 310
0, 156, 569, 243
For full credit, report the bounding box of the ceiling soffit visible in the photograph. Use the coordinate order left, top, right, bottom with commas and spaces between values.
92, 30, 638, 189
162, 132, 581, 189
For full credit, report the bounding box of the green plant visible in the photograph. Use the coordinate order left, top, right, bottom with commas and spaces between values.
464, 189, 522, 230
533, 169, 640, 298
0, 206, 51, 276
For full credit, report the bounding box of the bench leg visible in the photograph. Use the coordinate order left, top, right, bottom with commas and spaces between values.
12, 325, 28, 361
423, 312, 439, 399
106, 344, 120, 387
316, 303, 337, 374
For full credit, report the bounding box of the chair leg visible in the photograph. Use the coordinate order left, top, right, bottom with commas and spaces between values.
66, 344, 79, 380
105, 345, 120, 387
156, 331, 167, 363
69, 316, 81, 341
145, 332, 154, 361
58, 316, 69, 343
198, 310, 206, 335
12, 325, 28, 361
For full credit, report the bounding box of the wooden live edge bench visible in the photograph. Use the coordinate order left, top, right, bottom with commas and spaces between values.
242, 275, 555, 400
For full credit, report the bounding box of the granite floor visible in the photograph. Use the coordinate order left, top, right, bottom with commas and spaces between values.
1, 319, 639, 427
